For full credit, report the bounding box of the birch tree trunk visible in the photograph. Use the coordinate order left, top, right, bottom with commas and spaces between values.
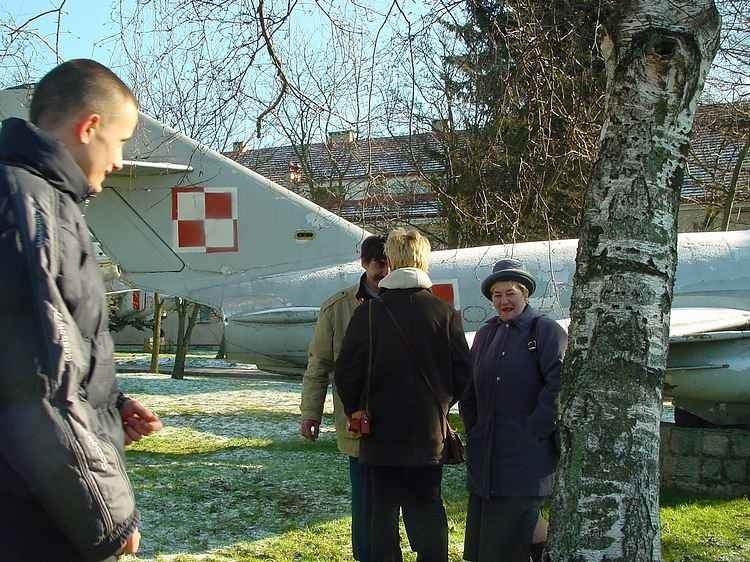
548, 3, 720, 562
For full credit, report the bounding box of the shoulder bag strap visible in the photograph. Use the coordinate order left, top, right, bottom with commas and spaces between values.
361, 299, 374, 412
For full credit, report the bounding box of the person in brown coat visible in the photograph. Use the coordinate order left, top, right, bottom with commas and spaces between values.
335, 228, 472, 562
299, 235, 390, 562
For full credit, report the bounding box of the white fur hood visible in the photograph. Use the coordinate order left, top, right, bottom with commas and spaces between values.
378, 267, 433, 290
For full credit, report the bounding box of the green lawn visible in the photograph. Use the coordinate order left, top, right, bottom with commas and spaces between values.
117, 372, 750, 562
661, 490, 750, 562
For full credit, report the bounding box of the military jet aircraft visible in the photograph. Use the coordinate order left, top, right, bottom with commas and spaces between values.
2, 88, 748, 426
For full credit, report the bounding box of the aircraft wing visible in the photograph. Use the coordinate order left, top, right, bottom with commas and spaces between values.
668, 308, 750, 338
114, 160, 194, 176
464, 309, 750, 347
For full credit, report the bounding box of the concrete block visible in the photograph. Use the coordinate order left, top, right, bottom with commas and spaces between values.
671, 456, 700, 481
731, 434, 750, 458
725, 460, 747, 484
702, 433, 730, 457
660, 454, 675, 485
671, 429, 700, 455
701, 458, 723, 482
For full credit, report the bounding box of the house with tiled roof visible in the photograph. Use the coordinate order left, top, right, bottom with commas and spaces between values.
229, 129, 446, 226
226, 106, 749, 234
679, 103, 750, 231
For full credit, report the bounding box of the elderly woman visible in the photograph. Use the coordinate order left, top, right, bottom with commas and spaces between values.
335, 228, 471, 562
460, 259, 567, 562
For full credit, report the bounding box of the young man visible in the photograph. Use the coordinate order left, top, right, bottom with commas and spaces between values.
0, 59, 162, 562
299, 235, 392, 562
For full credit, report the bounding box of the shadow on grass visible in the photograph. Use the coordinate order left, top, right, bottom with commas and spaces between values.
125, 443, 356, 560
157, 408, 313, 422
128, 435, 340, 458
117, 374, 302, 397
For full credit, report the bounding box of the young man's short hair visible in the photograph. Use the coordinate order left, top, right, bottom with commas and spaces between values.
360, 235, 386, 263
30, 59, 137, 128
385, 228, 431, 271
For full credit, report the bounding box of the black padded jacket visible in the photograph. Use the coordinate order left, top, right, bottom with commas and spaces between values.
0, 118, 138, 562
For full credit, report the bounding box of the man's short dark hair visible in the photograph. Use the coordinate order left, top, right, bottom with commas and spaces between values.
360, 235, 386, 262
30, 59, 137, 128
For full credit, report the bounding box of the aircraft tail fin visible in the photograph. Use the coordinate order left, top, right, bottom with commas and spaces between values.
80, 112, 369, 302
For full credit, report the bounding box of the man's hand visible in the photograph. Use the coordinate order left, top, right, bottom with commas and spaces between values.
118, 528, 141, 555
300, 419, 320, 441
120, 398, 163, 445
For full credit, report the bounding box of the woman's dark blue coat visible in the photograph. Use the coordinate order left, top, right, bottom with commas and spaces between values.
459, 305, 567, 498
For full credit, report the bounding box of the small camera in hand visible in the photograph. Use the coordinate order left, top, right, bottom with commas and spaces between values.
359, 412, 371, 435
348, 411, 372, 435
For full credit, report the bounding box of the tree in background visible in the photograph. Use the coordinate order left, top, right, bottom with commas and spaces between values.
171, 298, 201, 380
0, 3, 66, 88
681, 0, 749, 232
430, 0, 605, 247
149, 292, 165, 374
548, 2, 720, 561
684, 102, 749, 231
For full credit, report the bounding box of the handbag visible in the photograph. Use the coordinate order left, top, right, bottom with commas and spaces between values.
379, 300, 465, 464
443, 424, 466, 465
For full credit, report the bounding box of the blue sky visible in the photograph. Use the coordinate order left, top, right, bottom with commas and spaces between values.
2, 1, 420, 83
2, 1, 433, 148
2, 1, 129, 78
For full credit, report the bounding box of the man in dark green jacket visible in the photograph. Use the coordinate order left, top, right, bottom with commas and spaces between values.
0, 59, 161, 562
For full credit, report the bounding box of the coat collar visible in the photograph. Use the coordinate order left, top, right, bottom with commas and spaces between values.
378, 267, 432, 290
486, 303, 539, 330
355, 272, 380, 302
0, 118, 91, 203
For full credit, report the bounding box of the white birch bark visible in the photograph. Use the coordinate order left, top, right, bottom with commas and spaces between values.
548, 2, 720, 561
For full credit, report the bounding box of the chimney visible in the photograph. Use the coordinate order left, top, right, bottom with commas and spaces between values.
289, 161, 303, 184
233, 140, 247, 153
431, 119, 450, 133
327, 130, 356, 144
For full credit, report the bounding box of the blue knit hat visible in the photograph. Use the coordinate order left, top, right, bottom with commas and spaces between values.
481, 258, 536, 300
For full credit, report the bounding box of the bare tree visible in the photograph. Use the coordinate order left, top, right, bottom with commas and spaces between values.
115, 0, 298, 149
149, 292, 165, 373
683, 102, 750, 231
548, 2, 721, 561
171, 298, 201, 380
676, 0, 750, 231
702, 0, 749, 101
0, 2, 67, 88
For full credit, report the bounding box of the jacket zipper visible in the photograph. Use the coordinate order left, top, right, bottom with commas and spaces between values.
61, 421, 115, 536
102, 439, 135, 507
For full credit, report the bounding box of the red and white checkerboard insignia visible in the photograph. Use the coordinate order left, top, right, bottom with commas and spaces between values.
172, 187, 239, 253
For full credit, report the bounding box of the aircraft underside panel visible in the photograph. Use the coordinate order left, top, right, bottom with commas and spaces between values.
667, 334, 750, 425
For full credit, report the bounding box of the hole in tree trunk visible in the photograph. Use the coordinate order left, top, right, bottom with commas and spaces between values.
653, 39, 677, 57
